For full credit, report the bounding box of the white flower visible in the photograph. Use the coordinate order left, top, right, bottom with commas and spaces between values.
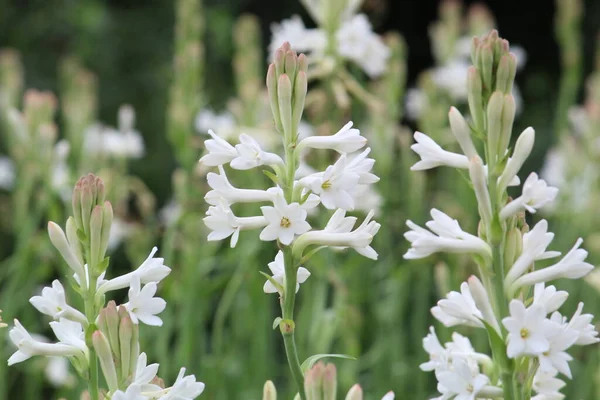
404, 209, 491, 259
498, 127, 535, 190
532, 371, 566, 400
97, 247, 171, 296
8, 319, 87, 366
0, 156, 15, 190
432, 60, 470, 99
500, 173, 558, 219
132, 353, 162, 393
532, 283, 568, 315
203, 203, 267, 247
158, 368, 205, 400
112, 385, 147, 400
344, 147, 379, 184
448, 107, 478, 159
84, 123, 144, 159
431, 282, 484, 329
29, 280, 86, 324
335, 14, 390, 77
74, 264, 107, 291
195, 109, 236, 138
45, 356, 75, 387
293, 209, 380, 259
300, 155, 360, 210
420, 327, 447, 372
351, 184, 382, 215
263, 251, 310, 295
259, 194, 311, 245
230, 133, 284, 170
434, 357, 489, 400
123, 276, 167, 326
410, 132, 470, 171
405, 88, 426, 120
198, 130, 237, 167
502, 300, 551, 358
269, 16, 326, 59
512, 238, 594, 290
560, 302, 599, 345
504, 219, 561, 288
380, 392, 394, 400
107, 217, 133, 251
537, 321, 577, 379
297, 121, 366, 154
204, 166, 273, 206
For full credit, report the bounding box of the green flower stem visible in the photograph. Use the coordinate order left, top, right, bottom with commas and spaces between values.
84, 247, 100, 400
281, 247, 306, 400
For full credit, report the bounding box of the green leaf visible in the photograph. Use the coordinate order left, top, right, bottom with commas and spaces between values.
482, 319, 512, 371
272, 317, 282, 330
300, 354, 356, 373
259, 271, 284, 294
263, 170, 280, 186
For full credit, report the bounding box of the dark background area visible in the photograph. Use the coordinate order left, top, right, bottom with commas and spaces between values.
1, 0, 599, 202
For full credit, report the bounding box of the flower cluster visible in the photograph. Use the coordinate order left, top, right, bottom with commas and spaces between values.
404, 31, 598, 399
269, 1, 389, 78
7, 175, 204, 399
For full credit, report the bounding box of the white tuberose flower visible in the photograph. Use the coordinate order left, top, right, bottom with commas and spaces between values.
502, 300, 550, 358
404, 209, 491, 259
111, 385, 146, 400
434, 357, 490, 400
159, 368, 205, 399
29, 280, 87, 324
410, 131, 470, 171
203, 203, 268, 247
123, 276, 167, 326
205, 166, 274, 206
260, 194, 311, 245
500, 173, 558, 219
198, 129, 237, 167
431, 282, 484, 329
131, 352, 162, 393
263, 251, 310, 295
297, 121, 367, 154
230, 133, 284, 170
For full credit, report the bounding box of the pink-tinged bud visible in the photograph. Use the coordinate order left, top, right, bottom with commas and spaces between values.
467, 67, 484, 133
499, 94, 516, 155
262, 380, 277, 400
266, 63, 282, 133
292, 71, 307, 133
504, 227, 522, 268
496, 53, 517, 94
284, 50, 297, 77
486, 91, 504, 165
48, 221, 85, 281
480, 44, 494, 91
345, 384, 363, 400
99, 201, 113, 268
297, 53, 308, 73
90, 205, 103, 271
72, 179, 84, 232
80, 182, 94, 236
304, 362, 325, 399
274, 47, 286, 77
323, 363, 337, 400
92, 331, 119, 392
277, 74, 293, 140
119, 314, 135, 380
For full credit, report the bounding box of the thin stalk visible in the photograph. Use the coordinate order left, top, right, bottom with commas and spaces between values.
281, 247, 305, 399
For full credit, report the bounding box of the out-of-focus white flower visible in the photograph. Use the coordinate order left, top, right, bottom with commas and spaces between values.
297, 121, 366, 154
540, 148, 565, 188
203, 203, 267, 247
198, 130, 237, 167
410, 132, 470, 170
532, 283, 568, 315
8, 319, 87, 366
504, 219, 561, 288
122, 276, 166, 326
263, 250, 310, 295
567, 106, 589, 136
29, 280, 86, 324
532, 371, 566, 400
405, 88, 427, 120
108, 217, 133, 251
84, 121, 144, 159
434, 357, 490, 400
205, 166, 273, 206
404, 209, 491, 259
45, 356, 75, 388
51, 140, 71, 199
432, 60, 470, 99
231, 133, 284, 170
431, 282, 484, 328
159, 199, 182, 226
293, 209, 380, 260
97, 247, 171, 296
502, 300, 550, 358
500, 173, 558, 219
512, 238, 594, 290
351, 184, 382, 215
259, 194, 311, 245
0, 156, 15, 190
336, 14, 390, 78
195, 109, 236, 138
269, 16, 327, 60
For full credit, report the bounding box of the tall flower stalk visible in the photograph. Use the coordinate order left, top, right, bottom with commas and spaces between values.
405, 30, 598, 399
199, 43, 382, 399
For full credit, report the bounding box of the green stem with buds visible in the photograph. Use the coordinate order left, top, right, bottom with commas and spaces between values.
84, 247, 100, 400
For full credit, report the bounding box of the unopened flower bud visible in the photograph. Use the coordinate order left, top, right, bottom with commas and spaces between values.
486, 91, 504, 165
480, 44, 494, 92
345, 384, 363, 400
292, 71, 308, 136
92, 330, 119, 392
448, 107, 477, 159
277, 74, 293, 139
305, 362, 325, 399
263, 380, 277, 400
90, 205, 104, 271
499, 94, 516, 157
323, 363, 337, 400
48, 221, 85, 282
498, 127, 535, 190
467, 67, 484, 132
504, 227, 522, 268
496, 53, 517, 94
467, 275, 500, 333
284, 50, 298, 80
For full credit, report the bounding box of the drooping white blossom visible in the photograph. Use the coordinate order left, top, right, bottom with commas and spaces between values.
198, 130, 238, 167
205, 166, 273, 206
231, 134, 284, 170
259, 194, 311, 245
297, 121, 367, 154
131, 352, 162, 393
263, 251, 311, 295
156, 368, 205, 400
122, 276, 167, 326
552, 302, 599, 346
404, 209, 491, 259
29, 280, 87, 324
410, 131, 470, 171
203, 203, 268, 247
431, 282, 484, 329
